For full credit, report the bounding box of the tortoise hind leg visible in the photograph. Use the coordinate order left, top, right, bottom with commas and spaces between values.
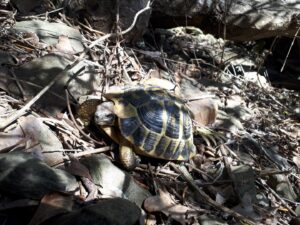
119, 137, 139, 170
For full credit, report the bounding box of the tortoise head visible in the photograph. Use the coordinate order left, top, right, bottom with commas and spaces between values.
94, 101, 116, 126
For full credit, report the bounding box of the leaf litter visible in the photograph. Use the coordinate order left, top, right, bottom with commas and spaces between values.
0, 2, 299, 225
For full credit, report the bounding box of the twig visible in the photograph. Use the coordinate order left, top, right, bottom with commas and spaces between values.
258, 169, 292, 177
16, 8, 63, 19
0, 74, 66, 102
0, 1, 151, 130
255, 37, 278, 90
280, 26, 300, 72
9, 69, 25, 100
186, 163, 214, 180
0, 64, 73, 130
169, 162, 257, 225
135, 166, 179, 178
185, 94, 216, 102
52, 146, 113, 166
258, 178, 297, 216
0, 137, 29, 153
280, 198, 300, 206
87, 0, 151, 50
78, 20, 105, 35
72, 146, 112, 158
42, 118, 100, 147
65, 89, 104, 145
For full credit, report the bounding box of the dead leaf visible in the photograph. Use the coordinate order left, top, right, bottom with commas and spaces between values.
0, 116, 64, 165
65, 155, 93, 180
293, 156, 300, 169
0, 199, 38, 211
187, 99, 218, 126
228, 164, 257, 201
18, 116, 64, 166
141, 77, 179, 94
28, 192, 73, 225
289, 216, 300, 225
232, 192, 261, 221
0, 134, 28, 153
145, 214, 157, 225
144, 188, 198, 224
23, 32, 40, 46
54, 35, 75, 55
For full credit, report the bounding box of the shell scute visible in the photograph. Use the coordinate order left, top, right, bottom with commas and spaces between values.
119, 117, 139, 137
163, 140, 178, 159
137, 101, 164, 134
155, 136, 169, 156
172, 142, 183, 160
131, 126, 147, 147
143, 132, 159, 152
180, 142, 190, 160
124, 88, 150, 106
182, 112, 192, 139
165, 101, 181, 139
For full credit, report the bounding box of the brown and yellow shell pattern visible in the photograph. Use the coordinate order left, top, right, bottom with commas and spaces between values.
107, 86, 196, 160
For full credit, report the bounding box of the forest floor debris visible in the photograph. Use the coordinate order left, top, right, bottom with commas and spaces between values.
0, 2, 299, 225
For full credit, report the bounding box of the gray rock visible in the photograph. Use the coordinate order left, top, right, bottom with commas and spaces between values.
64, 0, 151, 43
152, 0, 300, 41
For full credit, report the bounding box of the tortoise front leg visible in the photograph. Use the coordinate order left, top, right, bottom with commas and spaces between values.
102, 126, 138, 170
119, 137, 138, 170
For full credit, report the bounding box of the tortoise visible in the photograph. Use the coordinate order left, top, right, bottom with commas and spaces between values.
79, 84, 196, 169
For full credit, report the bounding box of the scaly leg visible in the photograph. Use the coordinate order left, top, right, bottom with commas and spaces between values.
119, 137, 138, 170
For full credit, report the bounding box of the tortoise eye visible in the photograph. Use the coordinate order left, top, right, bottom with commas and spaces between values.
106, 114, 115, 119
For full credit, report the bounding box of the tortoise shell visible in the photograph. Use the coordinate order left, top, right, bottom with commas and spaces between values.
106, 85, 196, 161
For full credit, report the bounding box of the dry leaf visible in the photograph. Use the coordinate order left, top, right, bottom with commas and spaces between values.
289, 216, 300, 225
144, 188, 198, 224
292, 156, 300, 169
145, 214, 157, 225
0, 199, 38, 211
66, 155, 93, 180
28, 192, 73, 225
187, 99, 218, 126
54, 35, 75, 55
18, 116, 64, 166
23, 32, 40, 45
232, 192, 261, 221
0, 116, 63, 166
